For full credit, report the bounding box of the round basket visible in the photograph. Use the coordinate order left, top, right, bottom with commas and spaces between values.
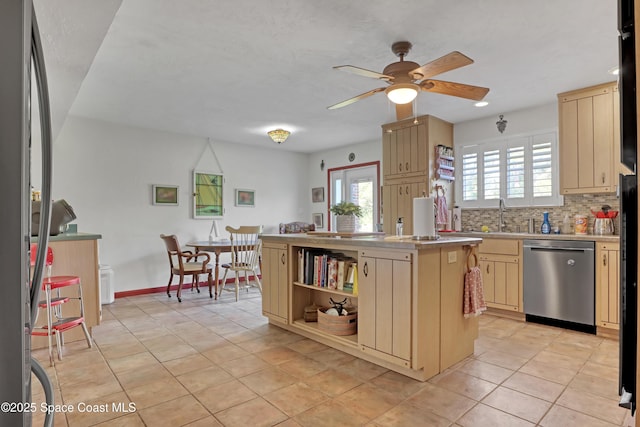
317, 307, 357, 336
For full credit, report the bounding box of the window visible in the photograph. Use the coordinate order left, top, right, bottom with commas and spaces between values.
456, 131, 562, 208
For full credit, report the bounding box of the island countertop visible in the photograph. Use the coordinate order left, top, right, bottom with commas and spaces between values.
260, 233, 482, 249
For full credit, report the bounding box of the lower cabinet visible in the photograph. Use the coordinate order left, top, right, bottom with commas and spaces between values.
261, 242, 288, 324
358, 249, 412, 366
478, 239, 522, 312
596, 242, 619, 330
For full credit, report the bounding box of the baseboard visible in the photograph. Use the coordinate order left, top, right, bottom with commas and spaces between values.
114, 275, 259, 299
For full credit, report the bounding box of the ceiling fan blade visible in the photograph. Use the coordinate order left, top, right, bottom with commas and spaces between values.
420, 80, 489, 101
410, 51, 474, 80
395, 103, 413, 121
333, 65, 393, 81
327, 87, 386, 110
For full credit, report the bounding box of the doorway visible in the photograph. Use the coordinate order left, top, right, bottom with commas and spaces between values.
328, 162, 380, 232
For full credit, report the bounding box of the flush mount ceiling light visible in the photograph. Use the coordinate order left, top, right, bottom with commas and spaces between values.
385, 83, 420, 104
475, 101, 489, 107
267, 129, 290, 144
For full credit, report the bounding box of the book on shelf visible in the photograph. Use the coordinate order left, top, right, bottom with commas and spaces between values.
327, 256, 338, 289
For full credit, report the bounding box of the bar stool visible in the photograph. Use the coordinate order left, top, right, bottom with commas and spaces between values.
30, 244, 92, 365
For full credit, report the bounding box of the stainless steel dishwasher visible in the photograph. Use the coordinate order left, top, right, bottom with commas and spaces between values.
523, 239, 595, 333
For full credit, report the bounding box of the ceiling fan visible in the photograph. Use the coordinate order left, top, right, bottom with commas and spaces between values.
328, 41, 490, 120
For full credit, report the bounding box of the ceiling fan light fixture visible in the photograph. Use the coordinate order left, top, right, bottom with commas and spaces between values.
385, 83, 419, 104
267, 128, 290, 144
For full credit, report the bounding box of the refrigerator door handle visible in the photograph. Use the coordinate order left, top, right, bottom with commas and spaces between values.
29, 6, 53, 325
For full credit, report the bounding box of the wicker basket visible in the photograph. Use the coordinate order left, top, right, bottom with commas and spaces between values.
317, 307, 357, 336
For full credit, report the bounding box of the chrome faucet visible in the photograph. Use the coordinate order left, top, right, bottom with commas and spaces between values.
499, 198, 507, 232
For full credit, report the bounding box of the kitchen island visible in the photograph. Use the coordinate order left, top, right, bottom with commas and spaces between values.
260, 233, 482, 381
30, 232, 102, 349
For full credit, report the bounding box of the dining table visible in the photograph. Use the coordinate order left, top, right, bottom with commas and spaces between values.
186, 239, 233, 298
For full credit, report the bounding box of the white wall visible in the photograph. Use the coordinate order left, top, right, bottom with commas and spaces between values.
42, 116, 310, 292
454, 102, 557, 144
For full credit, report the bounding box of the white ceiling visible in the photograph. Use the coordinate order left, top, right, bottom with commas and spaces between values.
35, 0, 619, 153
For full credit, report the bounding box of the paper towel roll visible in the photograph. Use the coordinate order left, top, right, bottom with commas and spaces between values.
413, 197, 436, 238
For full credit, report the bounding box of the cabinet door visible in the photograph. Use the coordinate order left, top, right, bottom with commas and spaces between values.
559, 82, 616, 194
596, 243, 619, 329
382, 180, 426, 236
479, 255, 519, 311
262, 244, 288, 322
359, 254, 411, 362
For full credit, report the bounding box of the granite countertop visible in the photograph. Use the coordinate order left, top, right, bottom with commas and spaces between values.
31, 232, 102, 242
446, 231, 619, 243
261, 233, 482, 250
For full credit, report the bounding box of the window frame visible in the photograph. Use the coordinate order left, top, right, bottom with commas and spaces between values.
455, 129, 563, 208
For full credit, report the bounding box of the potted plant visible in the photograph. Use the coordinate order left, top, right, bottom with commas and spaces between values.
330, 201, 363, 232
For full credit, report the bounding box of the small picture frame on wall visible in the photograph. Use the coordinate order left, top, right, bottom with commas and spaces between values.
312, 187, 324, 203
235, 189, 255, 207
152, 185, 179, 206
312, 212, 323, 229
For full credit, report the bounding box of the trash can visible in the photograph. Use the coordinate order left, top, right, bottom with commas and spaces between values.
99, 264, 115, 305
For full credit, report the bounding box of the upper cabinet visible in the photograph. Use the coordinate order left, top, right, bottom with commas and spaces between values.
381, 115, 453, 235
558, 82, 619, 194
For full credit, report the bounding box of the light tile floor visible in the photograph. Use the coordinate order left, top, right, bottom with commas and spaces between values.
30, 288, 636, 427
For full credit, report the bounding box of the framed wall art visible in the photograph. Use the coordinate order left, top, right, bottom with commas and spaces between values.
312, 187, 324, 203
235, 189, 255, 207
312, 212, 323, 229
152, 185, 179, 206
193, 171, 223, 218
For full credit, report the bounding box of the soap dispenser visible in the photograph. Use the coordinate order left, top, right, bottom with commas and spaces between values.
541, 212, 551, 234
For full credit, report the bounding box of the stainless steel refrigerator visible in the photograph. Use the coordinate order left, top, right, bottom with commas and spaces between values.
618, 0, 638, 415
1, 0, 55, 425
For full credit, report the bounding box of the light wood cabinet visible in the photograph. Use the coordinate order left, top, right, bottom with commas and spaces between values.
382, 115, 453, 235
558, 82, 618, 194
595, 242, 619, 331
477, 239, 522, 312
261, 242, 288, 324
358, 249, 412, 367
260, 235, 479, 381
382, 178, 425, 237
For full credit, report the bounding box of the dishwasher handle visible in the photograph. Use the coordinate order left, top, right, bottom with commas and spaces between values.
526, 246, 594, 253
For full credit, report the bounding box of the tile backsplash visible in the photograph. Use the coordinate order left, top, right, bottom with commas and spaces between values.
459, 193, 620, 235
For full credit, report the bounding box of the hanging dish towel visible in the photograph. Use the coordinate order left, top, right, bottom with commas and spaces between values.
463, 249, 487, 318
436, 187, 448, 226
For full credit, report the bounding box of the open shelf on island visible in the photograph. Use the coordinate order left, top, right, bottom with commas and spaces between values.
291, 319, 359, 347
293, 281, 357, 298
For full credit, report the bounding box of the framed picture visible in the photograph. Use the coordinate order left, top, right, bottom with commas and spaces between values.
193, 171, 223, 218
312, 212, 323, 229
152, 185, 179, 206
312, 187, 324, 203
235, 189, 255, 207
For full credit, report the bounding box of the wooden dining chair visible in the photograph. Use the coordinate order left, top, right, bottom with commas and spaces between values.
160, 234, 215, 302
218, 226, 262, 301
